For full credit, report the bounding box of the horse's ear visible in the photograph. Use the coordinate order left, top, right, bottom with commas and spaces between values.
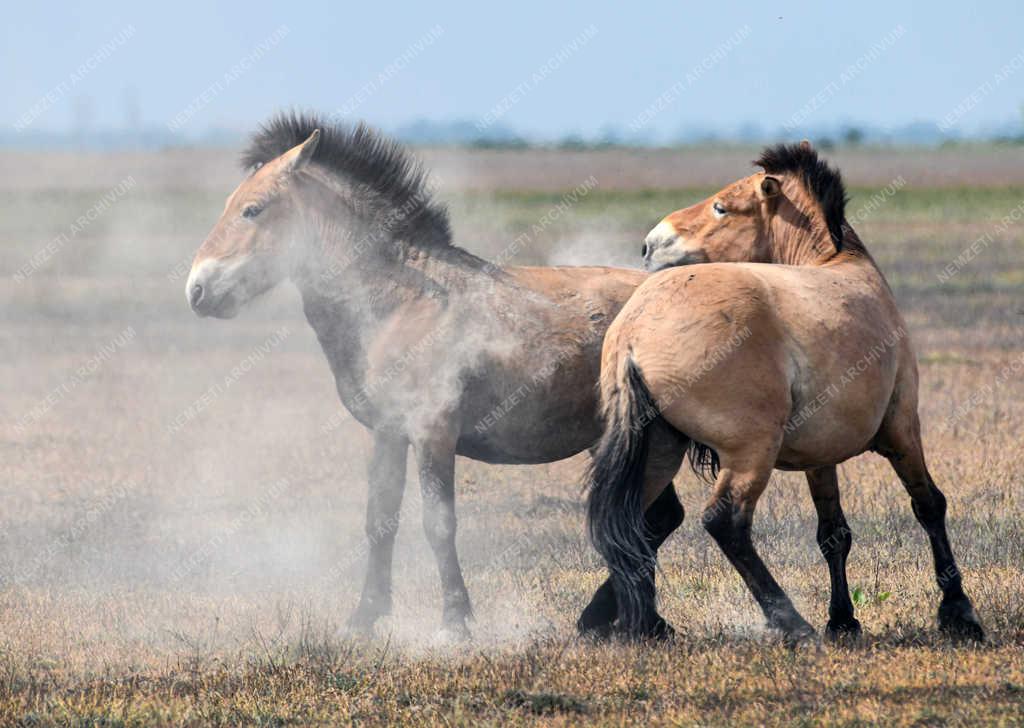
761, 176, 782, 198
288, 129, 321, 172
760, 175, 782, 215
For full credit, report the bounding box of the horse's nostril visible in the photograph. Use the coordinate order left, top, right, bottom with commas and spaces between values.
641, 243, 648, 258
190, 283, 204, 308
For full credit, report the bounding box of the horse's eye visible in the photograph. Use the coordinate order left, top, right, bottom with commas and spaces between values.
712, 201, 728, 217
242, 204, 262, 219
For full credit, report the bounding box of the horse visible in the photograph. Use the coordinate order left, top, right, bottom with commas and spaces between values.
185, 111, 684, 640
585, 142, 985, 644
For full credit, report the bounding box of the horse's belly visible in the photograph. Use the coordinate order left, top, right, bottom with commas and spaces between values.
454, 384, 601, 464
779, 370, 892, 467
778, 422, 877, 469
457, 398, 600, 463
455, 429, 592, 465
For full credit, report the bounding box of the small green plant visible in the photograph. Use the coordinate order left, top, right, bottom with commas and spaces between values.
851, 586, 891, 607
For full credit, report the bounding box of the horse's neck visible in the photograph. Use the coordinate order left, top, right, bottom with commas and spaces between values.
293, 236, 493, 424
769, 227, 836, 267
770, 223, 891, 301
289, 172, 508, 423
769, 215, 875, 269
296, 278, 374, 424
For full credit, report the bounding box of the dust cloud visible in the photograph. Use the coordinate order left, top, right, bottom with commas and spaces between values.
0, 144, 641, 670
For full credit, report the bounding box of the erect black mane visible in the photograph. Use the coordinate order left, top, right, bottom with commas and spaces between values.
755, 143, 850, 250
242, 111, 452, 248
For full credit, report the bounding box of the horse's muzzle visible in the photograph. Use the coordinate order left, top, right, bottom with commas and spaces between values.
185, 258, 241, 319
642, 220, 708, 271
189, 282, 205, 309
643, 250, 710, 273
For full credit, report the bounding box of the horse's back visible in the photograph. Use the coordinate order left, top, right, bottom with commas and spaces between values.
507, 265, 646, 312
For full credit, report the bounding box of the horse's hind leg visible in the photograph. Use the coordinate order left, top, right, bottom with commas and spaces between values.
878, 415, 984, 641
628, 430, 687, 640
805, 466, 860, 640
577, 482, 684, 639
703, 449, 814, 643
586, 420, 686, 640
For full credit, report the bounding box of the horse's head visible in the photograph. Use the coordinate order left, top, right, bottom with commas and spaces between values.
643, 142, 853, 272
641, 172, 782, 272
186, 129, 320, 318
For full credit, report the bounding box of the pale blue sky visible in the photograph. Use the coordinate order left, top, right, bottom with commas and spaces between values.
3, 1, 1022, 139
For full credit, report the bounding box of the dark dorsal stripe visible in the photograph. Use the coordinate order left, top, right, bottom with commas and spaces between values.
754, 143, 849, 250
242, 111, 452, 248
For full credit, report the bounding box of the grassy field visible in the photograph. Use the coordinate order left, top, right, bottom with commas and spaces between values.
1, 147, 1023, 726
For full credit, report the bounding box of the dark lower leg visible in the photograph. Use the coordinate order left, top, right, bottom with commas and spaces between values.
704, 493, 813, 640
806, 467, 859, 638
880, 416, 983, 641
578, 482, 684, 636
349, 432, 407, 632
908, 478, 983, 640
417, 447, 472, 635
605, 549, 663, 640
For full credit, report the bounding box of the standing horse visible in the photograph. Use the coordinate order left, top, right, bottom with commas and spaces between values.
186, 112, 682, 639
586, 142, 984, 643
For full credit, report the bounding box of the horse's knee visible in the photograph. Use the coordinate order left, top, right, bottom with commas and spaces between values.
702, 499, 739, 544
421, 504, 456, 549
887, 451, 948, 528
816, 516, 852, 560
910, 484, 947, 530
365, 504, 402, 543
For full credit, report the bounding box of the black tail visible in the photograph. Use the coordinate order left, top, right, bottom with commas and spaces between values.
585, 357, 718, 636
586, 357, 662, 635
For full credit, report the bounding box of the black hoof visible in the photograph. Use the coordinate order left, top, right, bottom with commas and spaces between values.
768, 611, 816, 646
938, 600, 985, 643
345, 610, 380, 638
576, 601, 616, 639
825, 618, 862, 643
577, 618, 615, 642
649, 616, 676, 642
781, 626, 816, 648
617, 615, 676, 643
433, 625, 471, 645
434, 615, 473, 645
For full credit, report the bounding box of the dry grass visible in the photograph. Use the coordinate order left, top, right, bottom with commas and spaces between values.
1, 148, 1022, 726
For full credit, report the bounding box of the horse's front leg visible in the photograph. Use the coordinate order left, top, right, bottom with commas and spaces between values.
413, 432, 472, 640
347, 430, 408, 635
805, 465, 860, 640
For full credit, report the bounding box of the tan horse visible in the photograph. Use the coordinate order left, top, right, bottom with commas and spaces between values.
185, 112, 684, 640
587, 142, 984, 643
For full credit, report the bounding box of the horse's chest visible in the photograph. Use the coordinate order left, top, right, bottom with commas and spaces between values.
314, 340, 375, 429
337, 318, 466, 434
